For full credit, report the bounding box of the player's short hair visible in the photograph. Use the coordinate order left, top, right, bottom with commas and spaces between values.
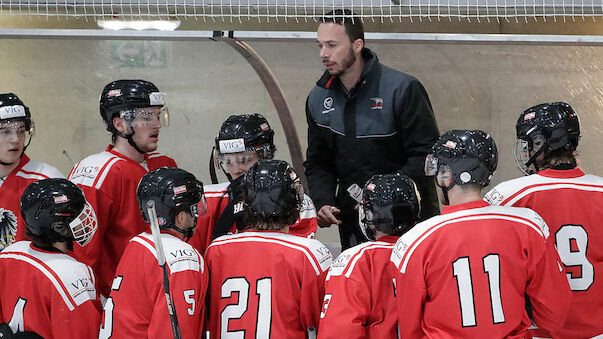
321, 9, 365, 43
539, 149, 578, 170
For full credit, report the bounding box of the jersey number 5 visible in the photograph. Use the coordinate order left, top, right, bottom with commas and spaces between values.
221, 277, 272, 339
555, 224, 594, 291
452, 254, 505, 327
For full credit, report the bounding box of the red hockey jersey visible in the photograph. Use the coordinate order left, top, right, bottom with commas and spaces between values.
485, 168, 603, 338
319, 235, 399, 339
68, 145, 177, 297
390, 200, 571, 338
0, 154, 64, 251
99, 232, 208, 339
189, 182, 318, 255
205, 230, 333, 338
0, 241, 101, 338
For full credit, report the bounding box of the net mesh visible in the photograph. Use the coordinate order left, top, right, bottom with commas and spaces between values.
0, 0, 601, 23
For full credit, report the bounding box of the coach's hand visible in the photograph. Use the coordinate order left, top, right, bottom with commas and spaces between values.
317, 205, 342, 228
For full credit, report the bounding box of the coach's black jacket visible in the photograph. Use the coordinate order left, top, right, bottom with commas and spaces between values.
304, 48, 440, 221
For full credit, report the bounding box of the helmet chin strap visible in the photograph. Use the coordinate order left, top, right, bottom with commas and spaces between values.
524, 147, 546, 175
117, 127, 146, 155
170, 215, 197, 242
436, 181, 455, 206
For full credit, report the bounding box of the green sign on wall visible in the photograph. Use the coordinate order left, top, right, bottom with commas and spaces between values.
110, 41, 167, 68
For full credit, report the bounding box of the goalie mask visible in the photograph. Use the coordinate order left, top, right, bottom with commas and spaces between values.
358, 173, 421, 241
137, 167, 205, 241
425, 130, 498, 204
243, 159, 303, 227
20, 178, 97, 249
0, 93, 35, 165
100, 79, 169, 154
514, 102, 580, 175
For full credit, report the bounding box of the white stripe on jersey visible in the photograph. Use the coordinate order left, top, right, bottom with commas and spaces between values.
345, 243, 394, 278
210, 232, 333, 275
68, 151, 123, 188
391, 206, 547, 274
131, 233, 203, 274
0, 252, 75, 310
15, 172, 47, 180
485, 172, 603, 207
21, 158, 64, 179
94, 157, 122, 189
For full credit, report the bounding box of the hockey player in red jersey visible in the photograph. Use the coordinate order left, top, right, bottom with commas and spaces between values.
484, 102, 603, 339
318, 173, 421, 338
0, 178, 100, 338
99, 167, 208, 338
205, 160, 333, 338
188, 113, 317, 255
0, 93, 64, 251
68, 80, 177, 297
390, 129, 571, 338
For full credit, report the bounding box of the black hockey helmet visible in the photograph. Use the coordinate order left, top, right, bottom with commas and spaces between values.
514, 102, 580, 175
99, 80, 168, 132
425, 129, 498, 188
0, 93, 33, 131
0, 93, 35, 162
359, 173, 421, 241
243, 159, 303, 227
20, 178, 97, 247
215, 113, 275, 159
137, 167, 205, 240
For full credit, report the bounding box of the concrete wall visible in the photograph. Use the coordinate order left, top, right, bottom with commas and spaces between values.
1, 36, 601, 248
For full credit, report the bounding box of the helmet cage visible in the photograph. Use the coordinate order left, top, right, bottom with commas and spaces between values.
20, 179, 96, 247
68, 202, 98, 247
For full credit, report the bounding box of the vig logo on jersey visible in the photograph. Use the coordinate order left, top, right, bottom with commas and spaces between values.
524, 112, 536, 120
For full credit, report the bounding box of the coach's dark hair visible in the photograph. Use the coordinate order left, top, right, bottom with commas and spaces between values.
322, 9, 365, 43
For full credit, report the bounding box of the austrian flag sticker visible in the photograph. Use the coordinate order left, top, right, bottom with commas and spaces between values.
173, 185, 187, 195
445, 140, 457, 149
54, 195, 69, 203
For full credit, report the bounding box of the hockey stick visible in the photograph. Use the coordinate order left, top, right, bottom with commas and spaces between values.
146, 200, 182, 339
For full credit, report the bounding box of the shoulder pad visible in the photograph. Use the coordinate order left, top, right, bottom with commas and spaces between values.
68, 151, 123, 188
484, 176, 535, 206
20, 158, 65, 180
0, 242, 97, 310
203, 182, 230, 198
133, 233, 203, 274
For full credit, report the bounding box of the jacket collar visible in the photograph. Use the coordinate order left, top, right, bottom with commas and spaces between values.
316, 48, 379, 91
